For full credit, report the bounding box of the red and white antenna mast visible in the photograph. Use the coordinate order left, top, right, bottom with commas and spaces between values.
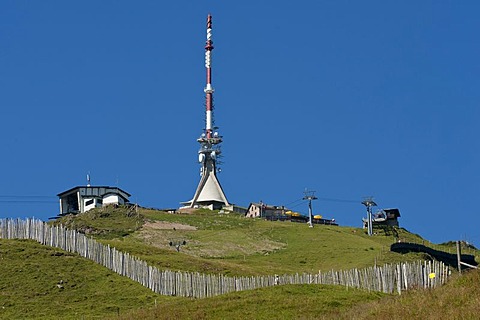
183, 14, 229, 210
204, 14, 214, 139
197, 14, 222, 159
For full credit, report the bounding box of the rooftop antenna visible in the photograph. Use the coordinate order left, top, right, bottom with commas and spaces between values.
303, 189, 318, 228
361, 197, 377, 236
86, 172, 91, 187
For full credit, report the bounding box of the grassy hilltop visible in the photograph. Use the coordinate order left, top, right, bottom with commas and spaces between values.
0, 206, 478, 319
50, 206, 434, 276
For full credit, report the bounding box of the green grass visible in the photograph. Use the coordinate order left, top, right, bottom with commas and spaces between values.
51, 206, 145, 239
115, 284, 386, 320
141, 211, 428, 275
336, 268, 480, 319
0, 239, 173, 319
3, 206, 470, 319
52, 207, 440, 276
116, 269, 480, 320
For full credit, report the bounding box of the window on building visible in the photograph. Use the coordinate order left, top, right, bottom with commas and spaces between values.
85, 199, 94, 206
97, 199, 103, 205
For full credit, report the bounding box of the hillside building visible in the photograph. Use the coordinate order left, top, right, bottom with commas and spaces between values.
362, 208, 401, 229
245, 202, 286, 218
245, 202, 338, 225
57, 186, 131, 215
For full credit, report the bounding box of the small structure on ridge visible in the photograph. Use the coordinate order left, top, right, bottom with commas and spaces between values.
57, 186, 131, 215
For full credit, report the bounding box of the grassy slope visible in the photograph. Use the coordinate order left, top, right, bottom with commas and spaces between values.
52, 207, 433, 276
2, 206, 474, 319
0, 239, 175, 320
0, 238, 386, 320
115, 284, 386, 320
338, 268, 480, 320
115, 269, 480, 320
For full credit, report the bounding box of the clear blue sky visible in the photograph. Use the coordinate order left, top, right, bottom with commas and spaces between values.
0, 1, 478, 245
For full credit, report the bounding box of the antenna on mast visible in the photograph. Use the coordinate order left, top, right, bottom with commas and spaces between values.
86, 172, 91, 187
182, 14, 229, 210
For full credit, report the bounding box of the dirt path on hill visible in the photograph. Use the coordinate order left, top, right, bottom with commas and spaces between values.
143, 221, 197, 231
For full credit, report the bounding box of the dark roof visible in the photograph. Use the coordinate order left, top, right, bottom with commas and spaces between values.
384, 208, 401, 217
248, 202, 286, 210
57, 186, 131, 197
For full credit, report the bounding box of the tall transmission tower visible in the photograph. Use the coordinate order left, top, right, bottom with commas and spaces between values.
303, 189, 318, 228
183, 14, 229, 210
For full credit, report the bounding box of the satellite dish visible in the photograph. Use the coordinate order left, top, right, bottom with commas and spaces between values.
211, 151, 216, 159
198, 153, 205, 163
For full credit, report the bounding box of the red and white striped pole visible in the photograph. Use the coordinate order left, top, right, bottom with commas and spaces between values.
204, 14, 214, 139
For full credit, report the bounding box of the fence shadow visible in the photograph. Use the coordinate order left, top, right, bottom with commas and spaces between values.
391, 242, 477, 270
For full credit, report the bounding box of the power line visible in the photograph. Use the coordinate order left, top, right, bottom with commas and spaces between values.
288, 201, 307, 210
275, 195, 362, 212
317, 197, 359, 204
0, 195, 57, 204
286, 196, 363, 205
0, 200, 57, 203
0, 195, 56, 199
284, 198, 305, 207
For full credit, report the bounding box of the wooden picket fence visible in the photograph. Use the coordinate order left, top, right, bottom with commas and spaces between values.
0, 218, 449, 298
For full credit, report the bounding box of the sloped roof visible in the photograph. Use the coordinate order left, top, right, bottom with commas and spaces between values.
57, 186, 131, 198
247, 202, 286, 211
384, 208, 401, 217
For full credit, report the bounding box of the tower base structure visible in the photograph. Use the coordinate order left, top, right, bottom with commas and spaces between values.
181, 157, 229, 210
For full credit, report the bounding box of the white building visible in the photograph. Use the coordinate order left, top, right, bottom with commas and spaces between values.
57, 186, 131, 215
